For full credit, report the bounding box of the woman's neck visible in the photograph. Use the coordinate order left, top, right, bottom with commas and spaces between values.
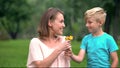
41, 35, 58, 42
39, 35, 61, 48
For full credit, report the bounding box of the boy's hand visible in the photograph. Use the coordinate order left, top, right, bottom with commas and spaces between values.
64, 48, 73, 57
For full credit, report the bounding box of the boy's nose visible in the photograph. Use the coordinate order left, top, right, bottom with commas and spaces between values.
86, 23, 88, 27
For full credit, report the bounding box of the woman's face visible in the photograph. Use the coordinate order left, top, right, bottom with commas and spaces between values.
49, 12, 65, 35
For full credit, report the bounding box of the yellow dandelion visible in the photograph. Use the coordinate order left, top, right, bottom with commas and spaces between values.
65, 35, 73, 41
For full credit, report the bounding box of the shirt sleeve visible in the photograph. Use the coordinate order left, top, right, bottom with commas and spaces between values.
107, 36, 119, 53
80, 36, 87, 50
29, 38, 44, 62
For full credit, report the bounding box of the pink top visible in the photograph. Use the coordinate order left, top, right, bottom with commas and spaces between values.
26, 36, 70, 67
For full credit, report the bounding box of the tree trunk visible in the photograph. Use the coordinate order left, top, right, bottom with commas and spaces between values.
104, 14, 111, 34
9, 32, 17, 39
113, 0, 120, 41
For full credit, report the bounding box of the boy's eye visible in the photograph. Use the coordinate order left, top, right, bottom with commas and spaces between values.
87, 21, 92, 24
89, 22, 92, 24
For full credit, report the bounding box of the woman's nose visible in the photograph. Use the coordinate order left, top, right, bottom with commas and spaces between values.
63, 23, 65, 27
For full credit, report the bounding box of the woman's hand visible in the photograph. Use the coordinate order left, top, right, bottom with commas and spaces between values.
55, 38, 71, 52
60, 40, 71, 51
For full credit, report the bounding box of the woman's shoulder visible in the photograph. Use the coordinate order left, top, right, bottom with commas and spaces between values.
29, 38, 44, 47
30, 38, 40, 43
31, 38, 39, 41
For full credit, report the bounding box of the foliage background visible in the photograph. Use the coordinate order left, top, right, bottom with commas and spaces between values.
0, 0, 120, 41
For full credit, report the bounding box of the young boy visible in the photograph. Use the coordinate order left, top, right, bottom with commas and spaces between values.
70, 7, 119, 68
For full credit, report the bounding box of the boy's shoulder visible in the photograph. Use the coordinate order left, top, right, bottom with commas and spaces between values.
103, 32, 113, 38
83, 34, 92, 40
83, 32, 113, 39
84, 33, 92, 38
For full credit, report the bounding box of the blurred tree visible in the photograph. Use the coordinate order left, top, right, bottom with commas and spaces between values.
113, 0, 120, 41
2, 0, 118, 41
104, 2, 114, 34
0, 0, 31, 39
103, 0, 120, 41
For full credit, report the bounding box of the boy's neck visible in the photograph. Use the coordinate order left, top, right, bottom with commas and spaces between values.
92, 28, 104, 37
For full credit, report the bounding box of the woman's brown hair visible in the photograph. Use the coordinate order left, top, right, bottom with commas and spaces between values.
37, 8, 64, 39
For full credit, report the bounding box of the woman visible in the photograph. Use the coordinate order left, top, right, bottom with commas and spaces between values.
26, 8, 71, 67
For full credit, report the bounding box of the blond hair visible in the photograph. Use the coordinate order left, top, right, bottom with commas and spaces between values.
84, 7, 106, 25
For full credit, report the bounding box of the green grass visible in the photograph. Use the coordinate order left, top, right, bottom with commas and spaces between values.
70, 41, 87, 67
0, 39, 30, 67
0, 39, 120, 67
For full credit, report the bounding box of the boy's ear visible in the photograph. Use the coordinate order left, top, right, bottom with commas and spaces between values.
99, 20, 103, 26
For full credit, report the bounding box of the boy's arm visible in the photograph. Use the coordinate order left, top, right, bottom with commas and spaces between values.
70, 49, 85, 63
110, 51, 119, 68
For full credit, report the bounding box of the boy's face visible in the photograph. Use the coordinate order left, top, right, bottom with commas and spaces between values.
85, 16, 101, 33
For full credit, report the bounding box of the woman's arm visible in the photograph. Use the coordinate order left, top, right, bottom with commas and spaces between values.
33, 49, 63, 67
110, 51, 119, 68
33, 40, 71, 67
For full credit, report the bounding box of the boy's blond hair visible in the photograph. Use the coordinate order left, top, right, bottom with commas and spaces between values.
84, 7, 106, 25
